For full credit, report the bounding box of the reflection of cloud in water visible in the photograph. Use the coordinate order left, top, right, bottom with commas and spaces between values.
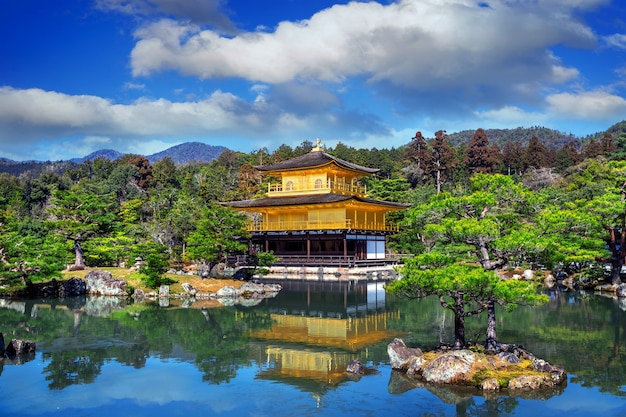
541, 379, 625, 414
0, 356, 239, 415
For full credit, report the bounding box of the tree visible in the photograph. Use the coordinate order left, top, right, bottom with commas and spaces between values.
397, 174, 554, 350
138, 243, 174, 289
430, 130, 456, 193
387, 254, 497, 349
48, 187, 117, 269
0, 218, 66, 290
152, 157, 179, 190
559, 159, 626, 284
186, 204, 249, 271
404, 131, 432, 187
466, 128, 496, 173
554, 141, 581, 173
501, 141, 526, 175
525, 136, 548, 168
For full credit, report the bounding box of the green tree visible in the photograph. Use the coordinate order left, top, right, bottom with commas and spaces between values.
48, 187, 118, 269
387, 254, 496, 349
0, 218, 66, 290
186, 204, 249, 271
138, 243, 174, 289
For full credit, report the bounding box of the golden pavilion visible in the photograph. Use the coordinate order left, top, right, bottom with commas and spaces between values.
222, 141, 409, 266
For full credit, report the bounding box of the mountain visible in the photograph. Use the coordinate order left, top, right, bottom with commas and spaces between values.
445, 126, 580, 149
146, 142, 227, 164
70, 149, 124, 163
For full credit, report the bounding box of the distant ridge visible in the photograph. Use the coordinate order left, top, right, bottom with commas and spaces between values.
147, 142, 227, 164
0, 142, 229, 177
445, 126, 579, 149
70, 149, 123, 163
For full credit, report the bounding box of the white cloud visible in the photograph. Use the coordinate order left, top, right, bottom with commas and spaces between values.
129, 0, 595, 97
475, 106, 548, 126
546, 90, 626, 120
0, 86, 370, 159
604, 33, 626, 49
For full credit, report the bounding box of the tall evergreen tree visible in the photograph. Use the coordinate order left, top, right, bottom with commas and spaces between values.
465, 128, 495, 173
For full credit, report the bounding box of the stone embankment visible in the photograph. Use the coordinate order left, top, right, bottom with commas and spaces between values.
19, 270, 282, 306
385, 338, 566, 392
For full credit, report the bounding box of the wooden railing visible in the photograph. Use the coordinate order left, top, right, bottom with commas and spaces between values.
247, 219, 399, 232
267, 179, 367, 197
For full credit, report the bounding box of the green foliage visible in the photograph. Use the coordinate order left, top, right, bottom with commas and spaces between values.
186, 204, 249, 266
0, 218, 67, 291
136, 243, 174, 289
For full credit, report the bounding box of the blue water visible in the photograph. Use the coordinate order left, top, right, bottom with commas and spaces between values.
1, 282, 625, 417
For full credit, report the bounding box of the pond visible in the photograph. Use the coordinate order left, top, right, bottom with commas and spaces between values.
0, 280, 625, 417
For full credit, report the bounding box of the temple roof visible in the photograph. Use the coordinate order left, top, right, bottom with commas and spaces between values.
254, 150, 379, 174
220, 193, 410, 210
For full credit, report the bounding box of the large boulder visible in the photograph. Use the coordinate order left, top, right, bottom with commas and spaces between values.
508, 374, 554, 390
532, 358, 567, 384
5, 339, 36, 358
85, 270, 126, 296
57, 277, 86, 297
422, 350, 476, 384
216, 286, 239, 298
387, 338, 423, 370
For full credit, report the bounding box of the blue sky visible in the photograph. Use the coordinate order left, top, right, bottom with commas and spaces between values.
1, 0, 625, 161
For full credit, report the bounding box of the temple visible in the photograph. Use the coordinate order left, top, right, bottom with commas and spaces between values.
221, 141, 409, 266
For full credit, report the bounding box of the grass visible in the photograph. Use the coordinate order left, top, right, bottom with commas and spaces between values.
61, 267, 244, 294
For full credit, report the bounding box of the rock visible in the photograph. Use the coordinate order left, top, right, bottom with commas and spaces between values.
133, 288, 145, 299
497, 351, 521, 364
387, 338, 423, 370
596, 283, 618, 293
406, 356, 427, 377
5, 339, 36, 358
84, 296, 125, 317
211, 263, 228, 278
482, 377, 500, 391
85, 270, 126, 296
346, 359, 365, 375
523, 269, 534, 280
264, 283, 282, 293
239, 282, 265, 296
508, 374, 554, 390
422, 350, 475, 384
532, 358, 567, 384
182, 283, 197, 296
57, 277, 86, 297
618, 283, 626, 298
216, 286, 239, 298
159, 285, 170, 297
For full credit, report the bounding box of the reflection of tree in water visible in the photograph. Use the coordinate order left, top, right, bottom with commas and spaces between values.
43, 350, 104, 390
114, 304, 273, 384
491, 290, 626, 397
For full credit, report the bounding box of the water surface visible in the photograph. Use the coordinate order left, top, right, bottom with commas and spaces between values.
1, 282, 625, 416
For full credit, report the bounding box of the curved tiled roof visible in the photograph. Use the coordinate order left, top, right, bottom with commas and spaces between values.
254, 150, 379, 174
220, 193, 410, 209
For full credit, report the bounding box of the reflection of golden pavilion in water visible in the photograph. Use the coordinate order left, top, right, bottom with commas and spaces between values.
249, 282, 401, 388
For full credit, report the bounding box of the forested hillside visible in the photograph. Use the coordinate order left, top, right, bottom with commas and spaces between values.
1, 123, 626, 292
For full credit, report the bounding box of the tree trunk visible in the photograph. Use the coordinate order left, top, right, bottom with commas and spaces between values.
485, 300, 498, 353
73, 239, 85, 268
611, 254, 623, 285
452, 293, 466, 349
